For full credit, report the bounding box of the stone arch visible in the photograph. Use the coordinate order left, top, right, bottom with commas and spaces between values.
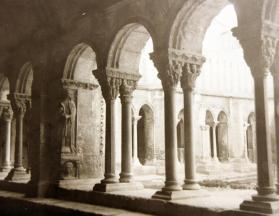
216, 111, 229, 162
15, 62, 33, 95
0, 74, 10, 102
205, 110, 215, 158
137, 104, 154, 165
247, 112, 256, 163
177, 109, 184, 163
107, 23, 154, 75
61, 42, 105, 179
169, 0, 233, 53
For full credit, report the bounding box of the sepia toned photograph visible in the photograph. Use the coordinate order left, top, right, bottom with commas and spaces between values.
0, 0, 278, 215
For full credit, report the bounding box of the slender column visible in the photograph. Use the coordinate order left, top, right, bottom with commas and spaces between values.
101, 77, 121, 184
272, 62, 279, 193
132, 115, 141, 166
13, 101, 26, 171
243, 122, 250, 162
1, 107, 13, 172
211, 123, 219, 161
181, 56, 205, 190
253, 72, 275, 196
154, 59, 183, 192
119, 80, 136, 183
200, 125, 210, 160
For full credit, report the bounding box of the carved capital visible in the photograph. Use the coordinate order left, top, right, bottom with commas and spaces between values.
119, 79, 137, 103
8, 93, 30, 116
181, 55, 205, 91
233, 26, 278, 77
61, 79, 99, 91
2, 106, 13, 121
107, 76, 122, 100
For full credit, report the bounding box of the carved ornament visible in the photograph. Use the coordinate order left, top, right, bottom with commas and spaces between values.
119, 79, 137, 103
61, 79, 99, 91
2, 106, 13, 121
8, 93, 31, 116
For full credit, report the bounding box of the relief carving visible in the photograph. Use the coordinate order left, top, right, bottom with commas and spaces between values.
59, 89, 77, 154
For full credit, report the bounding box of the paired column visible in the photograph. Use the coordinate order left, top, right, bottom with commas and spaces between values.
119, 80, 137, 183
6, 94, 30, 181
235, 31, 279, 213
151, 53, 183, 196
1, 107, 13, 172
181, 56, 205, 190
101, 77, 121, 184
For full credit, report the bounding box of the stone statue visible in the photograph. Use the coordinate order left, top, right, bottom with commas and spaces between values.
62, 161, 76, 179
59, 90, 76, 154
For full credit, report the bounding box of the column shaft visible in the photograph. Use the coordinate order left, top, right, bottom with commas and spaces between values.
102, 99, 117, 183
163, 87, 181, 191
183, 89, 200, 190
14, 113, 24, 170
2, 119, 12, 171
212, 125, 218, 161
273, 74, 279, 192
119, 93, 133, 182
132, 116, 141, 165
254, 75, 275, 195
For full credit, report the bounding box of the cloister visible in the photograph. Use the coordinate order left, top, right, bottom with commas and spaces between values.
0, 0, 279, 215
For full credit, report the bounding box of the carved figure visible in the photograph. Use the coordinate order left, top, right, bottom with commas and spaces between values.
59, 90, 76, 154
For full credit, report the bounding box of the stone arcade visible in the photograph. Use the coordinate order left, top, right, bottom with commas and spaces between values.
0, 0, 279, 215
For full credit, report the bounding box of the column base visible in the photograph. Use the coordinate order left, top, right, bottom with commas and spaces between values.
93, 182, 144, 192
5, 168, 30, 182
152, 189, 208, 201
1, 164, 12, 172
240, 194, 279, 214
183, 180, 201, 190
119, 172, 133, 183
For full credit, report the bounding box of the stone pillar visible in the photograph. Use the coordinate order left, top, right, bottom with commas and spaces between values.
1, 107, 13, 172
181, 55, 205, 190
119, 80, 137, 183
101, 77, 121, 184
211, 123, 219, 162
234, 31, 279, 212
6, 94, 30, 181
271, 52, 279, 193
132, 115, 141, 166
243, 122, 250, 162
151, 51, 184, 200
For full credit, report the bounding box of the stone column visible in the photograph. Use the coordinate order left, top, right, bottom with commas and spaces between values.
236, 34, 279, 212
181, 55, 205, 190
151, 52, 183, 200
1, 107, 13, 172
271, 53, 279, 193
211, 123, 219, 162
101, 77, 121, 184
119, 80, 137, 183
243, 122, 250, 162
6, 94, 30, 181
132, 115, 142, 166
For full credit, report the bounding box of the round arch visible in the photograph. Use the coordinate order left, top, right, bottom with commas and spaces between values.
169, 0, 232, 53
216, 111, 229, 161
15, 62, 33, 95
137, 104, 154, 165
107, 23, 154, 75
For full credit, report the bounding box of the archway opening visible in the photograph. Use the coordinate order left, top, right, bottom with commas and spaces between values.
62, 43, 104, 180
108, 23, 161, 170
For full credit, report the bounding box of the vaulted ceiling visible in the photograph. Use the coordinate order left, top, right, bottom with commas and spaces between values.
0, 0, 122, 72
